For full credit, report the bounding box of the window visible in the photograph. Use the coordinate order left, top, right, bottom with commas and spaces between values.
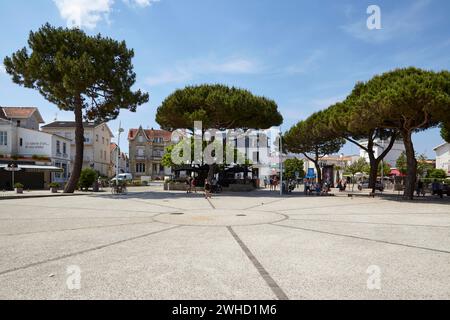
153, 164, 159, 173
104, 150, 107, 160
19, 138, 23, 147
61, 163, 67, 179
17, 120, 21, 127
96, 135, 99, 142
100, 149, 103, 159
0, 132, 7, 146
102, 137, 105, 144
63, 143, 67, 155
138, 135, 144, 143
56, 141, 61, 154
136, 163, 146, 173
137, 148, 145, 157
54, 162, 61, 179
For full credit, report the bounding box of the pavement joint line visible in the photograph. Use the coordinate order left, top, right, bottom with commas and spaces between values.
269, 223, 450, 255
287, 218, 450, 228
0, 203, 177, 215
0, 214, 168, 221
127, 198, 188, 211
278, 200, 383, 212
151, 211, 289, 228
242, 198, 289, 211
0, 225, 181, 277
0, 220, 157, 237
284, 212, 450, 216
227, 226, 289, 300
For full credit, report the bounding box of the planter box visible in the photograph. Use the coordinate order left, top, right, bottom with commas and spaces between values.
50, 187, 58, 193
15, 188, 23, 194
164, 182, 188, 191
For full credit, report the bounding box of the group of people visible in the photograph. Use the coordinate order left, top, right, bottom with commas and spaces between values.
336, 179, 348, 192
430, 179, 445, 198
263, 176, 280, 191
186, 176, 219, 199
304, 179, 332, 196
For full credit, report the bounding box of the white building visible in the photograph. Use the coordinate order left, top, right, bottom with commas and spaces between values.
0, 117, 71, 189
110, 143, 130, 178
42, 121, 114, 177
359, 138, 405, 167
434, 142, 450, 176
0, 106, 44, 130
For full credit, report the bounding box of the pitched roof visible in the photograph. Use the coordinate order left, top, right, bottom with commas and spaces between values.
433, 142, 450, 151
128, 127, 172, 142
110, 143, 118, 152
42, 121, 98, 128
0, 107, 44, 123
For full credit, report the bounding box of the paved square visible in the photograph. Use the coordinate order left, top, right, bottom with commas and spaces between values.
0, 188, 449, 300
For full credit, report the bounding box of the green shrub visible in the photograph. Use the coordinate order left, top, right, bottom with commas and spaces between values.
49, 182, 60, 188
79, 168, 98, 190
427, 169, 447, 179
14, 183, 24, 189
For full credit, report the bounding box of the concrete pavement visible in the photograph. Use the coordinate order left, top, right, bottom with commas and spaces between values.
0, 188, 449, 299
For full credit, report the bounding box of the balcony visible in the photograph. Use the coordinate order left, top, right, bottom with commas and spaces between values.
135, 155, 147, 160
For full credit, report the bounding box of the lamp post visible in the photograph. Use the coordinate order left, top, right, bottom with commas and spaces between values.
5, 163, 21, 190
279, 127, 283, 196
116, 122, 124, 179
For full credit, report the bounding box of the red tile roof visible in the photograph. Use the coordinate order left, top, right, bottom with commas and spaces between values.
0, 107, 44, 123
128, 128, 172, 141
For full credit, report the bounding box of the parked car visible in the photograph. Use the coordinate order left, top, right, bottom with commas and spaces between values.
358, 180, 384, 192
110, 173, 133, 183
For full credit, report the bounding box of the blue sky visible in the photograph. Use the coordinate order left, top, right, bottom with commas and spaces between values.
0, 0, 449, 157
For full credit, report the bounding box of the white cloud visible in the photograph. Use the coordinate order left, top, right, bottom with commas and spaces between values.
53, 0, 160, 29
0, 65, 5, 74
123, 0, 160, 8
53, 0, 114, 29
145, 57, 263, 86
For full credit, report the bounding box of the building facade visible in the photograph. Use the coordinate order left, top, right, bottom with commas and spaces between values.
109, 143, 130, 178
359, 138, 406, 168
42, 121, 114, 177
0, 106, 44, 130
434, 142, 450, 176
0, 116, 71, 189
128, 127, 172, 180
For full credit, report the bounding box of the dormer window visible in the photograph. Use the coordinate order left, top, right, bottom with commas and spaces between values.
138, 135, 144, 143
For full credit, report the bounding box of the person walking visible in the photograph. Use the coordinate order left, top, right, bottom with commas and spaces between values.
416, 179, 424, 197
186, 177, 192, 194
204, 179, 212, 199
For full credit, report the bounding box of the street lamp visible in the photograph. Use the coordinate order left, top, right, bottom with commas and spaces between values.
116, 122, 125, 179
5, 163, 21, 190
279, 127, 283, 196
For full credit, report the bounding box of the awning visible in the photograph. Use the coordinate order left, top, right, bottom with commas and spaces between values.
0, 164, 63, 172
389, 168, 406, 177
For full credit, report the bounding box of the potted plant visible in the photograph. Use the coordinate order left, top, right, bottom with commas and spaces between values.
49, 182, 60, 193
14, 183, 24, 194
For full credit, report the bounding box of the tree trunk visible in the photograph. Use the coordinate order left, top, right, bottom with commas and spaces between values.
314, 162, 322, 184
64, 101, 84, 193
369, 157, 381, 193
207, 164, 216, 183
402, 130, 417, 200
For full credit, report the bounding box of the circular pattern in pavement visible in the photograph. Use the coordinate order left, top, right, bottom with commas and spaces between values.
154, 208, 288, 226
